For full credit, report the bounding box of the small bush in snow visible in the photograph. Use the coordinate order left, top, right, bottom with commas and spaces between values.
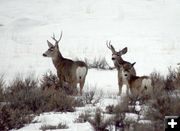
105, 105, 114, 114
75, 110, 91, 123
40, 123, 68, 131
77, 57, 114, 70
82, 87, 102, 106
88, 108, 111, 131
90, 57, 110, 70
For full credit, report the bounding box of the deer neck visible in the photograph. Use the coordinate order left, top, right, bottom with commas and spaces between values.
116, 59, 126, 70
115, 62, 123, 69
52, 51, 64, 69
129, 75, 140, 84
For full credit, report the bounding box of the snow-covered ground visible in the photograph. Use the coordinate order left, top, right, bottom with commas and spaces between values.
0, 0, 180, 130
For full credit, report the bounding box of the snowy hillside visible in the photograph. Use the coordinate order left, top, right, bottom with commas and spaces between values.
0, 0, 180, 83
0, 0, 180, 130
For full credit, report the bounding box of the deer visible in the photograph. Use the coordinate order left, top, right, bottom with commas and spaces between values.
106, 41, 136, 95
121, 62, 153, 99
42, 32, 88, 95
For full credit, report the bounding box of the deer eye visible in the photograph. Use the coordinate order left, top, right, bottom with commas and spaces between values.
49, 48, 54, 51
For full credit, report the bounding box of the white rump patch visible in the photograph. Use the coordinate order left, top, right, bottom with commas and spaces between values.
141, 78, 152, 92
76, 67, 87, 81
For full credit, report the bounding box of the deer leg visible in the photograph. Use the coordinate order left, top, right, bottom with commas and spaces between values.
126, 86, 130, 96
80, 79, 85, 95
57, 73, 63, 88
69, 81, 77, 95
60, 78, 65, 88
118, 76, 123, 95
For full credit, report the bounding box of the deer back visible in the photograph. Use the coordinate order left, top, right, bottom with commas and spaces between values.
56, 58, 88, 83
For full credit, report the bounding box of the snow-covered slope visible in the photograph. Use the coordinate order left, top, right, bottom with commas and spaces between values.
0, 0, 180, 83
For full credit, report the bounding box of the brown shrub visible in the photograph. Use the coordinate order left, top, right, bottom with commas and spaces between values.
40, 71, 59, 90
146, 86, 180, 131
40, 71, 76, 95
151, 67, 180, 92
0, 105, 33, 130
75, 110, 91, 123
41, 88, 75, 112
82, 87, 102, 106
5, 76, 41, 113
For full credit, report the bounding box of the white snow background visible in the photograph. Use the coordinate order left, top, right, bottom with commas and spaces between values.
0, 0, 180, 130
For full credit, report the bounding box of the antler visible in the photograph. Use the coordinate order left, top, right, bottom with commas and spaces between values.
106, 40, 115, 53
51, 31, 63, 44
106, 40, 111, 49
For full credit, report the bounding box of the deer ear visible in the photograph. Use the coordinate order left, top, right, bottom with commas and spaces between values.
131, 62, 136, 67
47, 40, 53, 48
120, 47, 128, 55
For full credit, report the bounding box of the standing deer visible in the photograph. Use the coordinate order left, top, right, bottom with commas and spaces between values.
106, 41, 136, 95
43, 32, 88, 95
121, 62, 153, 98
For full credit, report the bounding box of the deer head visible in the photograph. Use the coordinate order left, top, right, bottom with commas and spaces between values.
106, 40, 128, 67
122, 62, 136, 80
43, 31, 63, 58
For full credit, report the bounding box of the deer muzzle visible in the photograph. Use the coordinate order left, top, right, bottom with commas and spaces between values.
112, 58, 115, 60
43, 53, 47, 57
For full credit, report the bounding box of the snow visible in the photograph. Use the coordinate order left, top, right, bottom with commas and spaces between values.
125, 113, 139, 123
1, 0, 180, 130
18, 112, 93, 131
135, 101, 141, 112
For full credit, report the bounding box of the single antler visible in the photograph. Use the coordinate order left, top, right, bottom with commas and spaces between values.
51, 31, 63, 44
106, 40, 111, 49
106, 40, 115, 53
